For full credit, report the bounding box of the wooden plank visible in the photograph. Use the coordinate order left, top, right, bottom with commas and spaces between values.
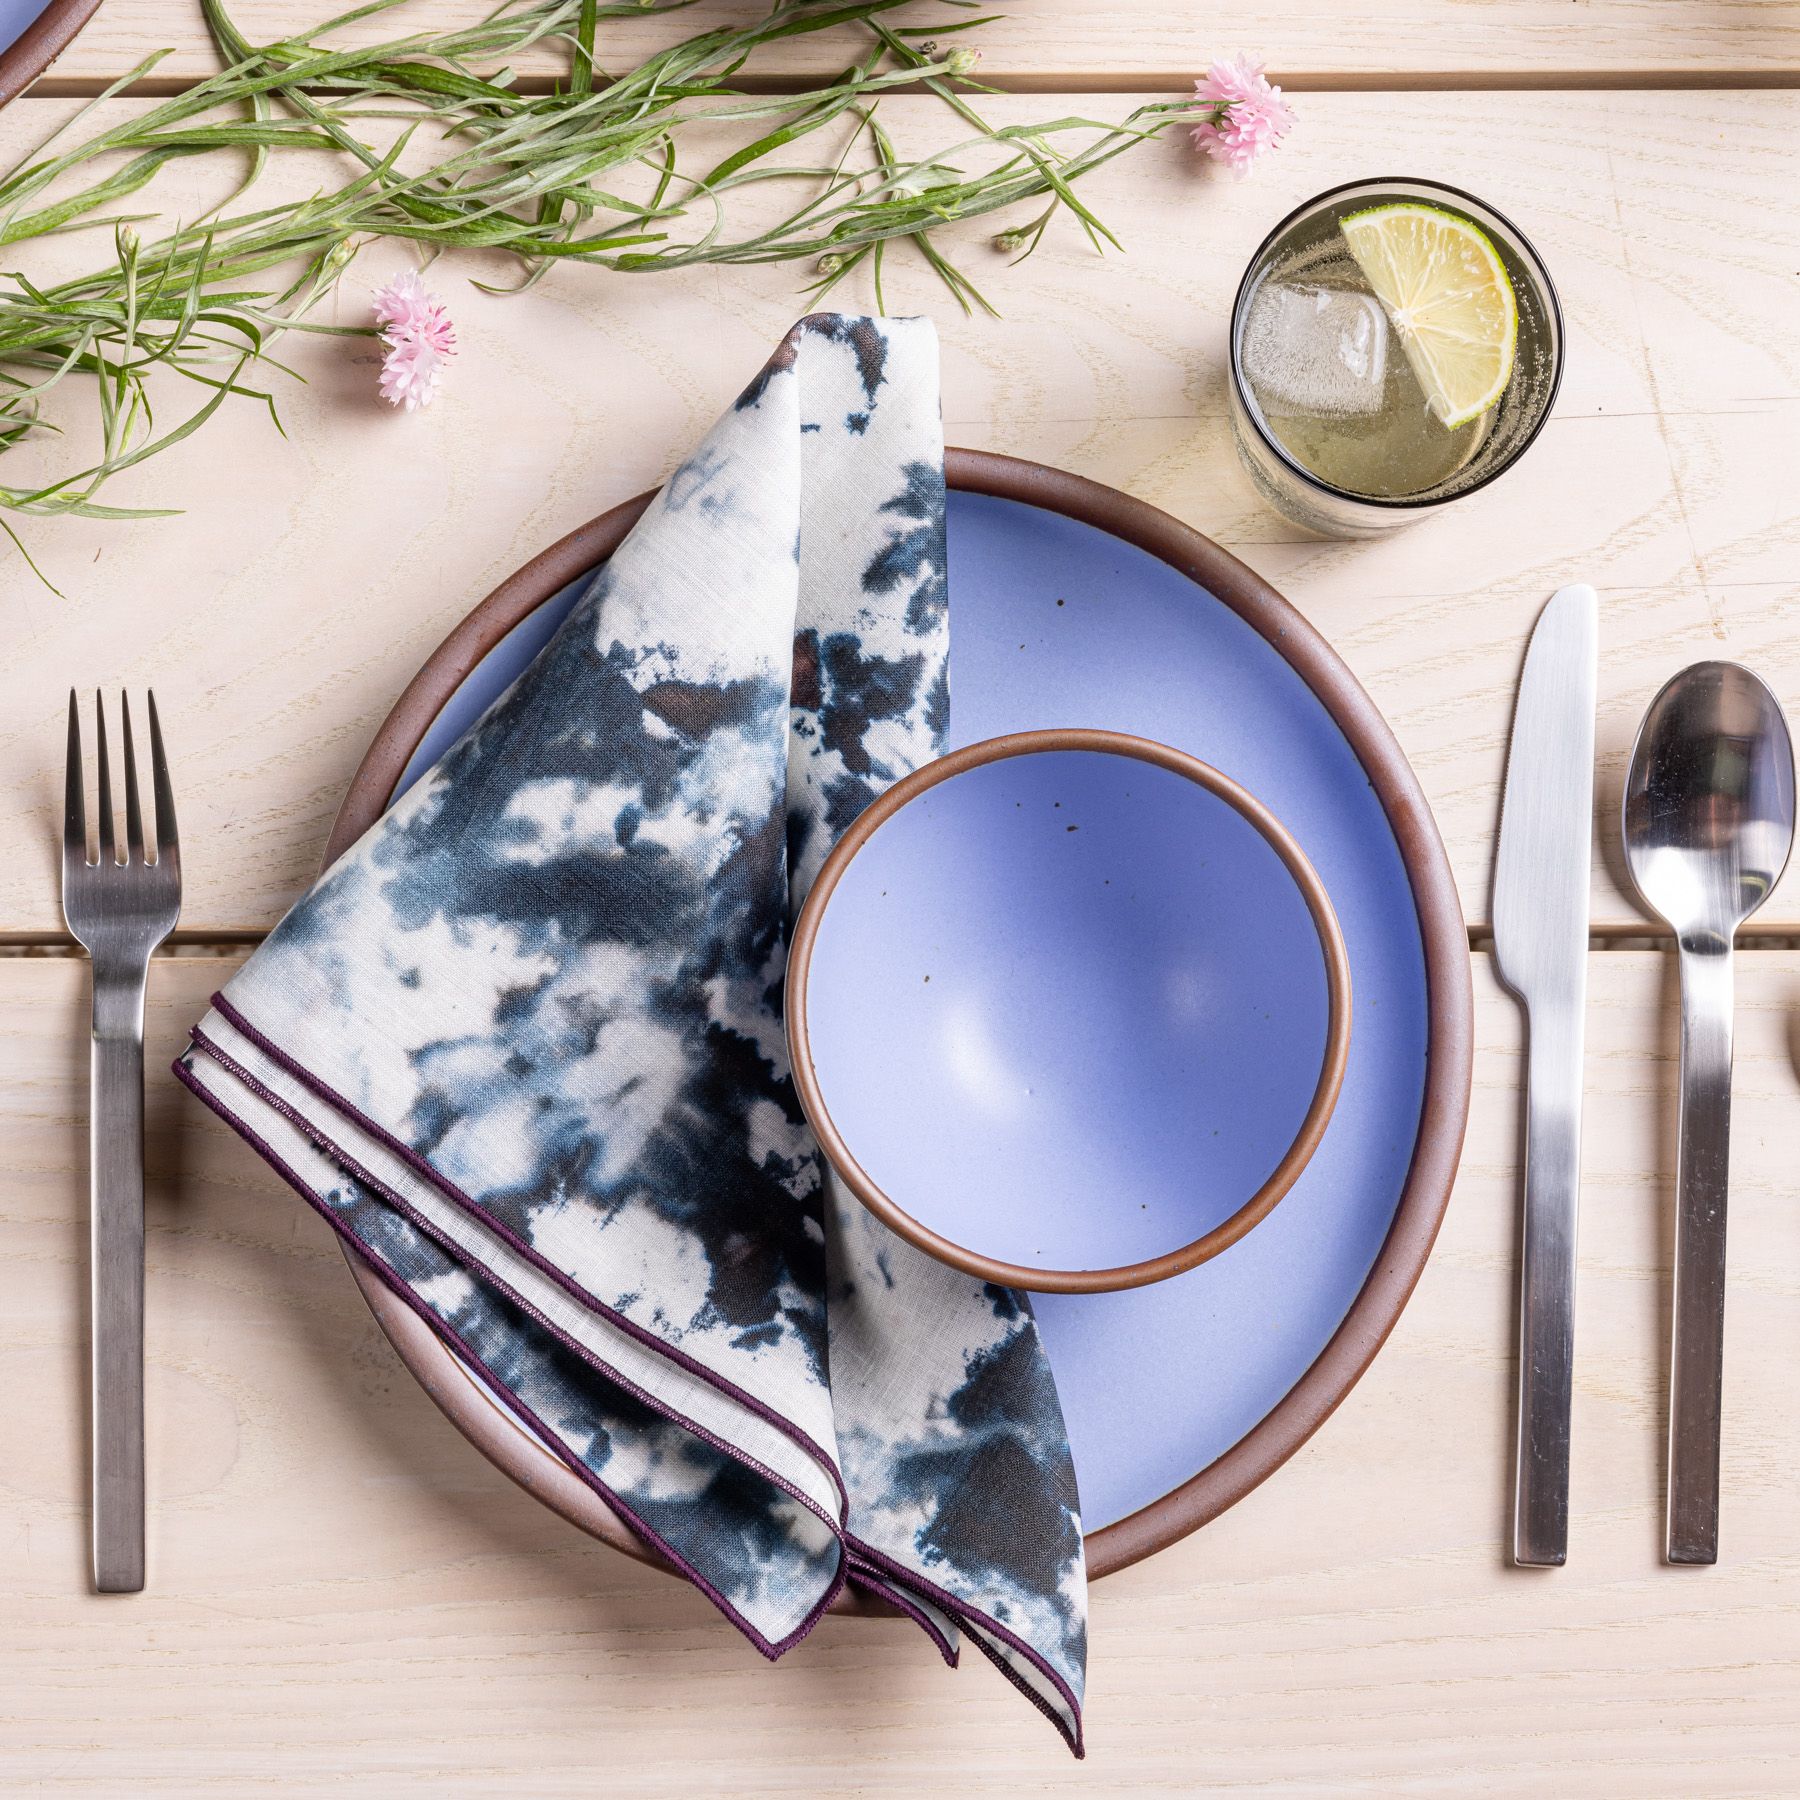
0, 90, 1796, 934
47, 0, 1800, 89
6, 947, 1800, 1793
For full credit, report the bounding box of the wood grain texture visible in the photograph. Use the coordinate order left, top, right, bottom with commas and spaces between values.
0, 89, 1797, 936
6, 948, 1800, 1794
44, 0, 1800, 88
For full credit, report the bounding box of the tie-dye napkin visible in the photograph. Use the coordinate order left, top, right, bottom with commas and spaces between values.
176, 314, 1087, 1751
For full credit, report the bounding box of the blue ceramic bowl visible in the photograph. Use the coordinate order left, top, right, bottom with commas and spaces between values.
787, 729, 1352, 1293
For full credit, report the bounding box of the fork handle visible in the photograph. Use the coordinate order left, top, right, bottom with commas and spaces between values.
90, 963, 148, 1594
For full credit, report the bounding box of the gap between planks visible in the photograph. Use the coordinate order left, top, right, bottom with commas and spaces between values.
19, 68, 1800, 102
14, 929, 1800, 958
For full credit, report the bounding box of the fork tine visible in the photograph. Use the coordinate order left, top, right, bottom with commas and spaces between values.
121, 692, 144, 864
63, 688, 87, 869
147, 689, 178, 870
93, 689, 114, 866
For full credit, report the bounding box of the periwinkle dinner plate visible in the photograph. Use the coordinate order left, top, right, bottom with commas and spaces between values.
325, 451, 1472, 1592
0, 0, 104, 106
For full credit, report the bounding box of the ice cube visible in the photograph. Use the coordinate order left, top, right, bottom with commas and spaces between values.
1240, 281, 1389, 417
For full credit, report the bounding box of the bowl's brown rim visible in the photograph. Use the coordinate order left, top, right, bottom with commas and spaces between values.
785, 725, 1354, 1296
322, 446, 1473, 1593
0, 0, 104, 107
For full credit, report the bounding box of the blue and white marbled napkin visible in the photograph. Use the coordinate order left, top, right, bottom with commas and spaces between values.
177, 314, 1087, 1751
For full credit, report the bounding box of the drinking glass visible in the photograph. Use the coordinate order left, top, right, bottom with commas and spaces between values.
1228, 177, 1564, 538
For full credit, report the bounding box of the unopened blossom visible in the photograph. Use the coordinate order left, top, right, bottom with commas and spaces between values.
371, 269, 458, 411
1188, 56, 1295, 175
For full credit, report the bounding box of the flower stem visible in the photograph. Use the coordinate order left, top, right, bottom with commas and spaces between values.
0, 0, 1195, 548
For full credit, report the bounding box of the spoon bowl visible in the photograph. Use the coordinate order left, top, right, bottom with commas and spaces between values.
1622, 659, 1794, 1566
1623, 662, 1796, 944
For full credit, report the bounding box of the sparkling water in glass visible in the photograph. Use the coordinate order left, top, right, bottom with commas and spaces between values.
1229, 178, 1563, 537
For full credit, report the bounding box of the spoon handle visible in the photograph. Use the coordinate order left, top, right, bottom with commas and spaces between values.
1668, 941, 1735, 1565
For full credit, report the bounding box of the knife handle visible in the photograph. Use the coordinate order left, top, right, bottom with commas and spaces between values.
1667, 942, 1734, 1566
1514, 1021, 1584, 1568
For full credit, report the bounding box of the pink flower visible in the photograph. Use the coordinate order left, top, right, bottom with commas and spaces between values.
371, 269, 457, 411
1188, 56, 1296, 175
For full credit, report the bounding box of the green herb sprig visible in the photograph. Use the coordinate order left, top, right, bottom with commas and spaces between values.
0, 0, 1191, 568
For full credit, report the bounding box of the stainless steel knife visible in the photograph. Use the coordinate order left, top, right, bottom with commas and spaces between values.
1491, 583, 1598, 1568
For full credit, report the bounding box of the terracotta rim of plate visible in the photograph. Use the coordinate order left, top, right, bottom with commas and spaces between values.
0, 0, 104, 107
323, 447, 1473, 1594
785, 725, 1354, 1295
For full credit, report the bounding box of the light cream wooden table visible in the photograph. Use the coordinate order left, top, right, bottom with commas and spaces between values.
4, 5, 1800, 1794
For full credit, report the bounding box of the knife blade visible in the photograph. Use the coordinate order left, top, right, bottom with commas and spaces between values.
1492, 583, 1598, 1568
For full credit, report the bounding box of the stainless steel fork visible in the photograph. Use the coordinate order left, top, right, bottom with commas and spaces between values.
60, 690, 181, 1594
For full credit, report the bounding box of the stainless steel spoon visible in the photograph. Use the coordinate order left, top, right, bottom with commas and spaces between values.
1623, 661, 1795, 1565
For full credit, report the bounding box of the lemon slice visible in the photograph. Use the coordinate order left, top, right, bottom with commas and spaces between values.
1340, 203, 1518, 429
